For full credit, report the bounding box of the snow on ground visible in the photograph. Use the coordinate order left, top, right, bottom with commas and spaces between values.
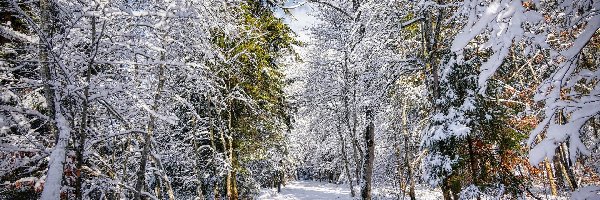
373, 185, 443, 199
257, 181, 444, 200
257, 181, 351, 200
258, 180, 577, 199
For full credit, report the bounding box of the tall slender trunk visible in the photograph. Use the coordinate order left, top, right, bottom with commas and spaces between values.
39, 0, 57, 143
218, 115, 228, 199
421, 2, 452, 198
155, 176, 163, 199
192, 121, 205, 200
276, 168, 282, 193
556, 112, 577, 190
208, 114, 219, 199
535, 134, 557, 196
342, 50, 362, 186
402, 103, 416, 200
351, 79, 364, 186
75, 15, 96, 200
545, 157, 558, 195
226, 108, 238, 200
211, 100, 224, 199
230, 152, 238, 199
393, 125, 404, 199
351, 138, 361, 185
441, 177, 452, 200
360, 110, 374, 200
337, 121, 355, 197
559, 144, 578, 190
466, 135, 481, 200
226, 109, 233, 199
134, 61, 166, 200
150, 153, 176, 200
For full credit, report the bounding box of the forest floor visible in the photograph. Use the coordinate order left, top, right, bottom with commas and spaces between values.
256, 181, 572, 199
257, 180, 352, 200
257, 180, 445, 199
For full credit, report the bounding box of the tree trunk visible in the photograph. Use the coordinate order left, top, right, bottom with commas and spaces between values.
231, 169, 239, 199
394, 129, 404, 199
553, 147, 566, 188
467, 136, 478, 184
337, 122, 355, 197
557, 113, 577, 190
342, 49, 362, 186
402, 103, 416, 200
361, 109, 375, 200
38, 0, 58, 143
557, 145, 577, 190
531, 134, 558, 196
192, 124, 205, 200
277, 169, 283, 193
544, 157, 558, 196
40, 112, 71, 200
226, 107, 238, 200
75, 15, 96, 200
219, 121, 229, 199
352, 102, 364, 187
150, 153, 176, 200
134, 61, 166, 200
466, 136, 481, 200
561, 144, 578, 189
441, 178, 452, 200
155, 176, 163, 199
352, 138, 361, 185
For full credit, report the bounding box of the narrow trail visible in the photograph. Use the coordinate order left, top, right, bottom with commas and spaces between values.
257, 180, 352, 200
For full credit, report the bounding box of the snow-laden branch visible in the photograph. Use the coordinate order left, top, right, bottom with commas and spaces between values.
307, 0, 352, 19
40, 112, 71, 200
0, 25, 38, 43
447, 0, 600, 167
281, 1, 308, 9
528, 14, 600, 165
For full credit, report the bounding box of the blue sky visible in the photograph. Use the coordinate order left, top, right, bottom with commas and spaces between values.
273, 0, 318, 42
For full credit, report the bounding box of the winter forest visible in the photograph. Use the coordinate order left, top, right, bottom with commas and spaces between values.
0, 0, 599, 199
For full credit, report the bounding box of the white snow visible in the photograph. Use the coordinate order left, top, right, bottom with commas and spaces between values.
257, 181, 351, 200
561, 15, 600, 59
0, 24, 38, 43
450, 0, 502, 52
40, 113, 71, 200
571, 186, 600, 200
258, 181, 444, 200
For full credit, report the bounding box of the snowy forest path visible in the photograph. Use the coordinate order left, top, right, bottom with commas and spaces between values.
257, 180, 352, 200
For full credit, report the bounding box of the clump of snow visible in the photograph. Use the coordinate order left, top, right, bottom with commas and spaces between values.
459, 184, 481, 200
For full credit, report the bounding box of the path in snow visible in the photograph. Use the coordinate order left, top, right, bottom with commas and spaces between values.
257, 180, 352, 200
257, 180, 445, 199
